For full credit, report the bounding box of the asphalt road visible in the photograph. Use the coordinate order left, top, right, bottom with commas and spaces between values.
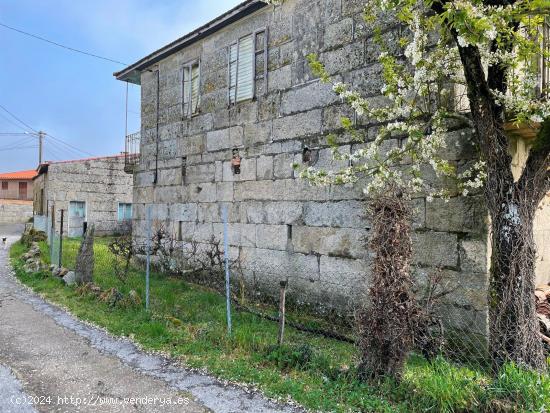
0, 224, 300, 413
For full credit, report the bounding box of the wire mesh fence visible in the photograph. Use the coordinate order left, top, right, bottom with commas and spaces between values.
35, 205, 549, 409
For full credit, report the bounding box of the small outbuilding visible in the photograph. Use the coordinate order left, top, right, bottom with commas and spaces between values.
0, 169, 36, 201
33, 155, 133, 237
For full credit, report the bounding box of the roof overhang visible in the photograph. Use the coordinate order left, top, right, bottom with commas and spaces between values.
114, 0, 267, 85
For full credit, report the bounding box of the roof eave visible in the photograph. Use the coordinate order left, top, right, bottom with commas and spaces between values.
114, 0, 266, 84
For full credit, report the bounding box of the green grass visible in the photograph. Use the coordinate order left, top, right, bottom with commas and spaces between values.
10, 239, 550, 412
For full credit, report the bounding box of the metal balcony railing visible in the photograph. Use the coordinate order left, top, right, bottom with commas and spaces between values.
124, 131, 140, 174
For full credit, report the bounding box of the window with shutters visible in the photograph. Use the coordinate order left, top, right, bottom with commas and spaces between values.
183, 61, 200, 117
117, 203, 133, 221
229, 29, 267, 104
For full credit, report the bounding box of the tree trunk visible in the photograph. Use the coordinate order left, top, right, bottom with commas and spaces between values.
454, 40, 548, 372
488, 194, 546, 371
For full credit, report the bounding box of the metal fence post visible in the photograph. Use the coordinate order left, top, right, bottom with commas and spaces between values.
222, 205, 232, 335
145, 205, 151, 311
278, 280, 288, 346
59, 209, 64, 268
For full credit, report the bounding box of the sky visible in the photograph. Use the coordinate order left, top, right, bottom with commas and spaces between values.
0, 0, 242, 172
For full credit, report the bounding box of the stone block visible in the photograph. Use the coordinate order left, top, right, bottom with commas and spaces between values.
255, 224, 289, 251
186, 183, 217, 203
426, 196, 487, 234
319, 255, 369, 298
267, 65, 292, 92
412, 231, 458, 268
322, 104, 355, 132
206, 126, 244, 151
185, 163, 216, 184
459, 238, 489, 274
272, 110, 322, 141
273, 152, 295, 179
240, 247, 319, 279
323, 17, 354, 50
169, 203, 197, 222
241, 201, 303, 225
320, 42, 365, 75
187, 113, 213, 135
303, 200, 366, 228
256, 155, 274, 180
244, 121, 272, 146
179, 134, 205, 155
281, 81, 339, 115
292, 226, 367, 259
438, 129, 477, 161
216, 182, 234, 202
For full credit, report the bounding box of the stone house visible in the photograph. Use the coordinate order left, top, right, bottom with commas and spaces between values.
114, 0, 550, 336
0, 169, 36, 201
33, 155, 133, 237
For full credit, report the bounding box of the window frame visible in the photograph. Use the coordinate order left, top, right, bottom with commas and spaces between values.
182, 59, 201, 118
69, 201, 86, 219
117, 202, 133, 221
228, 28, 268, 105
1, 181, 7, 191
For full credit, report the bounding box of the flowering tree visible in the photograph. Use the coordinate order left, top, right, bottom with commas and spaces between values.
265, 0, 550, 372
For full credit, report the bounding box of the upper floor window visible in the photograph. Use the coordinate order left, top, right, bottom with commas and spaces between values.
183, 61, 200, 117
229, 30, 267, 104
1, 181, 7, 190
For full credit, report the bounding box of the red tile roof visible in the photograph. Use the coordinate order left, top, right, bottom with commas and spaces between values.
0, 169, 37, 181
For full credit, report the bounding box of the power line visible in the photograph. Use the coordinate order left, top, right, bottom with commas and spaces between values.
0, 137, 36, 150
0, 145, 37, 152
0, 103, 38, 133
0, 103, 95, 159
0, 22, 127, 66
0, 110, 32, 132
46, 133, 94, 157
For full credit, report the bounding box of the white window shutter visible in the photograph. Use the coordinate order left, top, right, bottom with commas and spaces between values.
236, 34, 254, 102
183, 66, 190, 116
191, 63, 200, 114
229, 44, 238, 104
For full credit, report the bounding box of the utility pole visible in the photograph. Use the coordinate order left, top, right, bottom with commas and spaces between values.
38, 131, 45, 165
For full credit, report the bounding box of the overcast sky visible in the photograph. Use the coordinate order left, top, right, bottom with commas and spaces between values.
0, 0, 242, 172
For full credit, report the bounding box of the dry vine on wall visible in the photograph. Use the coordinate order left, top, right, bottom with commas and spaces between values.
357, 193, 417, 380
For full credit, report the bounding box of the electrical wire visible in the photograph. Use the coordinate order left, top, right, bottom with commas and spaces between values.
0, 22, 127, 66
46, 133, 94, 157
0, 145, 37, 152
0, 103, 95, 158
0, 110, 32, 133
0, 103, 38, 133
0, 137, 36, 151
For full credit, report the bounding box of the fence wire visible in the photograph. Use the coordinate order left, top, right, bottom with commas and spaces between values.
37, 208, 550, 410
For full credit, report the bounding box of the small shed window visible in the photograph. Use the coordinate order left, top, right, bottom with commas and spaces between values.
183, 61, 200, 117
1, 181, 7, 190
229, 29, 267, 104
69, 201, 86, 218
118, 203, 133, 221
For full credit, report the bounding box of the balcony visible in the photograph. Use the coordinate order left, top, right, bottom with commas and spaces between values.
124, 131, 140, 174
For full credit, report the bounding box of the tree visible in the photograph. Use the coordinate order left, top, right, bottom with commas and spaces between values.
265, 0, 550, 372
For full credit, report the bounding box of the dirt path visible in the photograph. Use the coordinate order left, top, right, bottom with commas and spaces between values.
0, 225, 300, 413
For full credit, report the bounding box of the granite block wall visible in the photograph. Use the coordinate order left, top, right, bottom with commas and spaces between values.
34, 156, 133, 236
132, 0, 491, 334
